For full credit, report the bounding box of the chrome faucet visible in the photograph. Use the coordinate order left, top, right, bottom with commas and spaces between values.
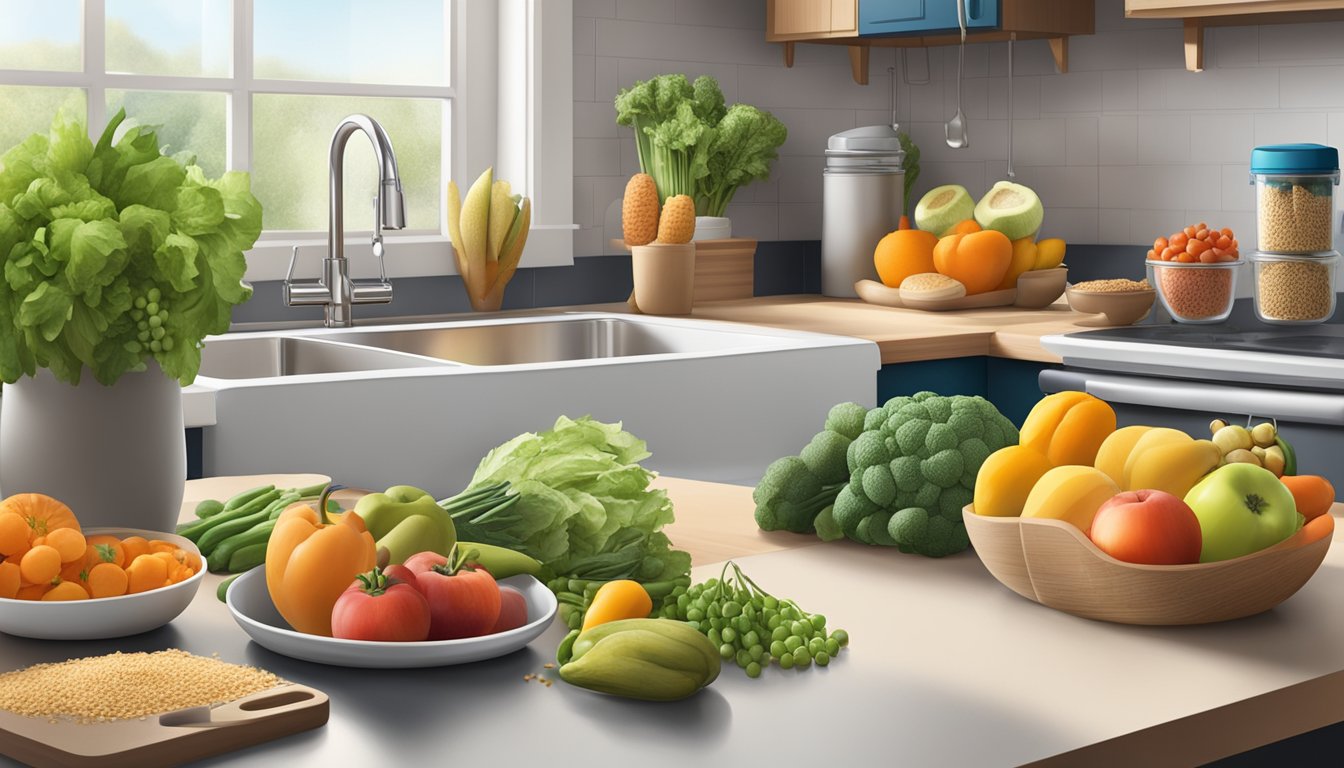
284, 114, 405, 327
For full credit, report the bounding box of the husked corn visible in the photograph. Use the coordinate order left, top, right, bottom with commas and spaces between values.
1071, 278, 1151, 293
0, 649, 283, 722
1258, 183, 1333, 253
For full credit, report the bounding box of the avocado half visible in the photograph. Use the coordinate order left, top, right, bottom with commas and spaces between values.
914, 184, 974, 236
974, 181, 1043, 241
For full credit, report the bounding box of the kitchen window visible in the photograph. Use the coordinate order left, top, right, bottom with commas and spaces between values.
0, 0, 573, 282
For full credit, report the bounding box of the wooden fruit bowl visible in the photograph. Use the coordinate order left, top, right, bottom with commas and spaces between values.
962, 505, 1334, 625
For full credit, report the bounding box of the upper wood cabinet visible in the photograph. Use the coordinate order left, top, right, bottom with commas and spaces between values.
765, 1, 1094, 83
1125, 0, 1344, 71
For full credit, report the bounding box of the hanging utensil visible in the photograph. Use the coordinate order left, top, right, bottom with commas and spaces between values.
945, 0, 969, 148
889, 64, 899, 132
1007, 36, 1015, 178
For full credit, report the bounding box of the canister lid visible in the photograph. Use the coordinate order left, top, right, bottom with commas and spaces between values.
828, 125, 904, 153
1250, 143, 1340, 175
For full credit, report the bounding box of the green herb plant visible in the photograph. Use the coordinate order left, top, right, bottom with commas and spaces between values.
0, 108, 261, 386
898, 131, 920, 219
615, 74, 787, 217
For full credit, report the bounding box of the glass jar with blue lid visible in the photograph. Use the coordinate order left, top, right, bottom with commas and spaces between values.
1251, 143, 1339, 253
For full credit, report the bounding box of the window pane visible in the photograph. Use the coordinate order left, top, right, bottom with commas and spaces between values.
106, 90, 227, 177
0, 87, 85, 154
0, 0, 81, 71
252, 94, 442, 231
106, 0, 231, 77
254, 0, 446, 86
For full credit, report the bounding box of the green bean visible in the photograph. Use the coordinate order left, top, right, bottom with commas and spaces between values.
207, 518, 278, 572
223, 484, 276, 512
194, 499, 226, 519
227, 542, 269, 574
216, 574, 240, 603
177, 489, 281, 542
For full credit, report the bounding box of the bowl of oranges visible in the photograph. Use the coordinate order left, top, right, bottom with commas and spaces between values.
0, 493, 203, 639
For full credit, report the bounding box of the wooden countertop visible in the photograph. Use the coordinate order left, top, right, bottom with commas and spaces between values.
180, 475, 1344, 766
588, 294, 1095, 365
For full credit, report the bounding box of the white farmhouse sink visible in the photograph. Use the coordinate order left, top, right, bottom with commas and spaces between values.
192, 312, 879, 493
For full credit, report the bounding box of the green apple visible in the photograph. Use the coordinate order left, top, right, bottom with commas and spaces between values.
1183, 463, 1299, 563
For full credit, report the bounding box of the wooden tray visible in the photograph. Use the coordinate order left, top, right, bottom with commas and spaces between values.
854, 267, 1068, 311
963, 505, 1334, 625
0, 683, 328, 768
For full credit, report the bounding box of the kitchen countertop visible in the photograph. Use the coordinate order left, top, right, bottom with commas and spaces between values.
3, 474, 1343, 767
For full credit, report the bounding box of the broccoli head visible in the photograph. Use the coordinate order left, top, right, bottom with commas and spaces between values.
754, 406, 858, 534
836, 391, 1018, 557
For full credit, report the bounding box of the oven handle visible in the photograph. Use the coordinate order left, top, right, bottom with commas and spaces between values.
1039, 369, 1344, 426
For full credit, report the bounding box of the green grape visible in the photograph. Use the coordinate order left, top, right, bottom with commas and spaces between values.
793, 651, 812, 669
672, 585, 687, 597
746, 662, 761, 679
149, 340, 162, 353
719, 643, 734, 659
771, 626, 789, 642
779, 652, 795, 669
720, 627, 737, 644
676, 594, 689, 610
707, 628, 721, 646
743, 630, 760, 649
735, 617, 751, 634
748, 644, 764, 662
767, 614, 783, 630
810, 614, 827, 631
707, 603, 721, 619
134, 297, 147, 309
763, 596, 778, 610
825, 638, 840, 656
691, 598, 707, 612
151, 327, 165, 340
158, 308, 169, 319
686, 608, 704, 622
784, 636, 803, 652
661, 605, 676, 619
137, 320, 148, 331
815, 651, 831, 667
147, 287, 161, 303
137, 330, 150, 343
722, 601, 741, 618
686, 620, 702, 632
832, 629, 850, 647
161, 337, 174, 351
770, 640, 787, 658
735, 650, 751, 669
130, 309, 144, 321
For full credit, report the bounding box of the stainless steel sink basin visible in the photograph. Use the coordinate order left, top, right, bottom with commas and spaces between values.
334, 317, 768, 366
198, 336, 446, 379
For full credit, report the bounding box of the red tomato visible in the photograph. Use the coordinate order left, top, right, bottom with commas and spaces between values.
384, 563, 417, 588
331, 568, 431, 642
489, 585, 528, 634
407, 547, 501, 640
1088, 490, 1202, 565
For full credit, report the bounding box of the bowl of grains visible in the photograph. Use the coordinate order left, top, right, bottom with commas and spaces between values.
1147, 259, 1242, 324
1065, 278, 1155, 325
1247, 251, 1339, 325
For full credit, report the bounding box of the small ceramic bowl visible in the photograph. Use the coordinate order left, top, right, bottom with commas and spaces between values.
1014, 267, 1069, 309
1065, 284, 1156, 326
963, 506, 1333, 625
0, 527, 203, 640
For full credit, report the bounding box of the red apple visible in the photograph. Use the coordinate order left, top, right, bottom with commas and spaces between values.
1088, 489, 1202, 565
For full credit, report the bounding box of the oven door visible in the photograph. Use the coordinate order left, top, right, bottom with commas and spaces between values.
1040, 369, 1344, 487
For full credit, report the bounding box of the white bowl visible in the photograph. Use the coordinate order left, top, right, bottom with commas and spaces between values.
226, 568, 558, 668
0, 527, 203, 640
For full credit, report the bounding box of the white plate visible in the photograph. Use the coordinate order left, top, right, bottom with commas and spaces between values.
226, 568, 558, 668
0, 527, 204, 640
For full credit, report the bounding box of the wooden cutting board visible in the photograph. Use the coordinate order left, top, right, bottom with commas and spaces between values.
0, 683, 328, 768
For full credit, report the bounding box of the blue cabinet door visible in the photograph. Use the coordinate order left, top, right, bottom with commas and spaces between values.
859, 0, 999, 36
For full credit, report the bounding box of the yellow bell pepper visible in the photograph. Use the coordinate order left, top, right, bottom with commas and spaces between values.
266, 503, 376, 637
581, 579, 653, 633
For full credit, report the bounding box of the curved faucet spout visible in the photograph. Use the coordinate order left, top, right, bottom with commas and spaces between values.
329, 114, 406, 264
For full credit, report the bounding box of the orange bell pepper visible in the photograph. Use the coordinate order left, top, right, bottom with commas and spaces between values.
266, 503, 376, 637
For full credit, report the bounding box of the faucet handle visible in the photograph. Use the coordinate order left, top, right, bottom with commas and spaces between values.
283, 245, 332, 306
350, 230, 393, 306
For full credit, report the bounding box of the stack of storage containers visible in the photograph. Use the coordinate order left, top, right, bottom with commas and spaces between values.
1247, 144, 1340, 325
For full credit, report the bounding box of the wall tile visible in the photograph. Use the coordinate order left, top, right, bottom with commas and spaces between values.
1221, 164, 1254, 212
1068, 28, 1185, 72
1160, 68, 1280, 110
675, 0, 764, 30
1208, 26, 1258, 69
1189, 164, 1223, 210
1010, 38, 1062, 77
616, 0, 675, 23
1254, 112, 1329, 145
574, 100, 618, 138
1280, 66, 1344, 109
1011, 118, 1068, 167
1040, 70, 1103, 113
1098, 208, 1132, 244
1012, 165, 1099, 209
620, 139, 641, 176
776, 155, 824, 204
1189, 113, 1252, 164
1259, 22, 1344, 63
572, 178, 597, 227
738, 63, 891, 111
595, 18, 778, 66
1136, 114, 1189, 164
573, 138, 621, 176
777, 203, 822, 240
573, 17, 596, 56
913, 119, 1008, 164
594, 57, 618, 100
1067, 117, 1099, 166
573, 54, 595, 102
1044, 208, 1099, 243
773, 108, 856, 156
1130, 208, 1189, 245
1098, 115, 1137, 166
911, 161, 988, 204
574, 0, 615, 19
723, 202, 779, 241
1102, 69, 1138, 112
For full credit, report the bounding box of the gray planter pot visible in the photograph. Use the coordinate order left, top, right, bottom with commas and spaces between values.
0, 363, 185, 533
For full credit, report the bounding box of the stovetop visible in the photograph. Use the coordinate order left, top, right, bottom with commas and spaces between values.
1073, 298, 1344, 360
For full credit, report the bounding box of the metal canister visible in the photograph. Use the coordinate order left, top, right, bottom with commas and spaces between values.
822, 125, 905, 298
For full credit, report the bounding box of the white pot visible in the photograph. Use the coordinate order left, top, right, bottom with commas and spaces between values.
0, 363, 185, 533
693, 216, 732, 241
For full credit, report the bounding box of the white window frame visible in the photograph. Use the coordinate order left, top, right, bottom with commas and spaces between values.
0, 0, 574, 283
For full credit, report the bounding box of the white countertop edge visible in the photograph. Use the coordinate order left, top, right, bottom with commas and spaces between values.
1041, 333, 1344, 382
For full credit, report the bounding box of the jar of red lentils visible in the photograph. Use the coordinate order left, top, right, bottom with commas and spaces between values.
1147, 258, 1242, 324
1247, 250, 1339, 325
1250, 144, 1339, 254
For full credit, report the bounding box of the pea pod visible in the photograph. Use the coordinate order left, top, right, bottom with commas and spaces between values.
207, 517, 280, 572
197, 492, 291, 555
557, 618, 720, 701
456, 541, 541, 578
224, 484, 277, 512
177, 489, 281, 543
